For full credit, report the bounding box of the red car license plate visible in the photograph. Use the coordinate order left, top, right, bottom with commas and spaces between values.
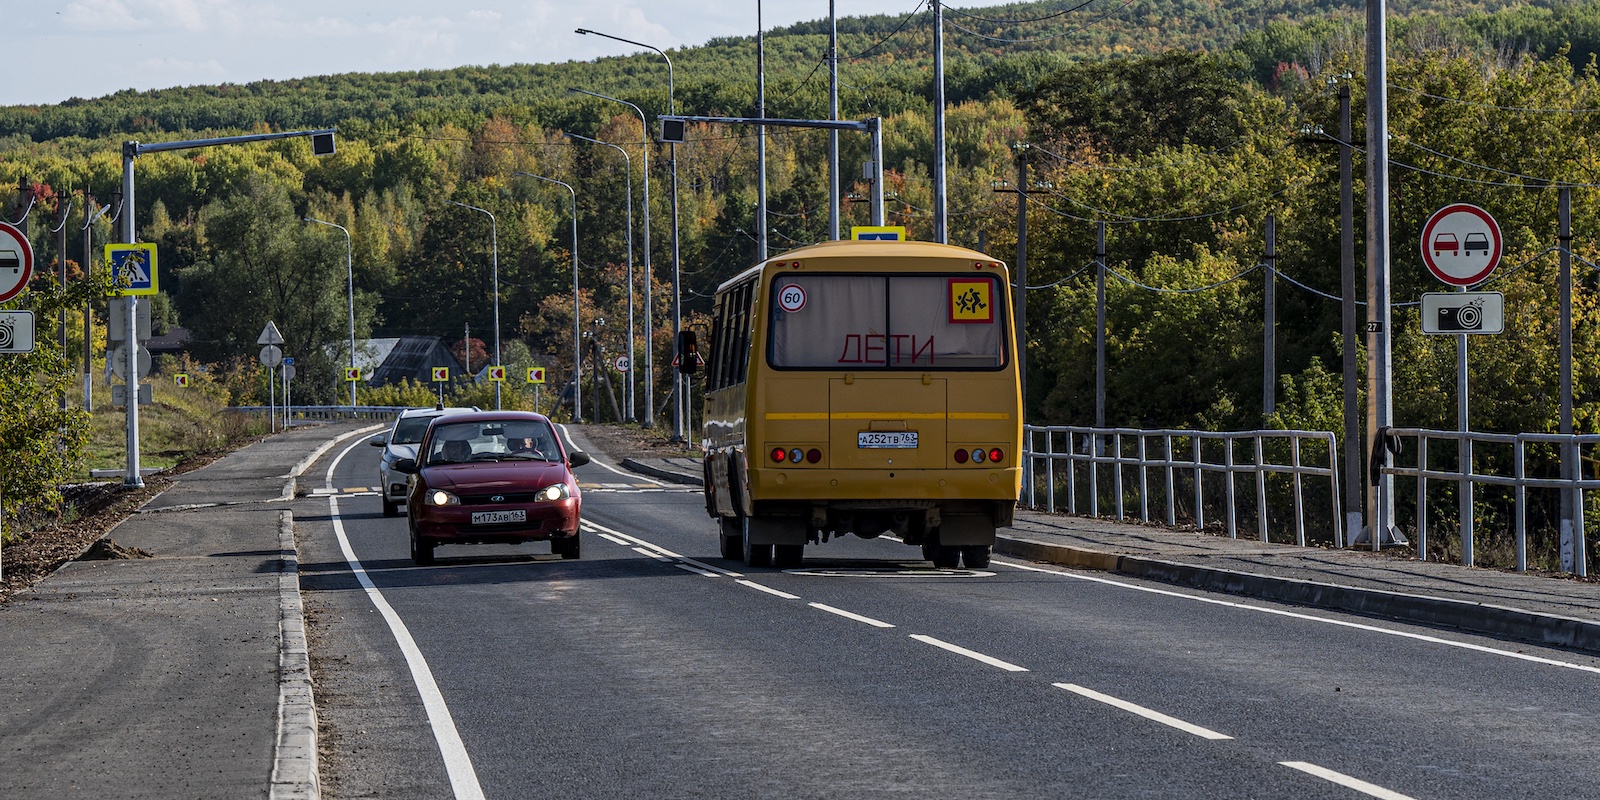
471, 509, 526, 525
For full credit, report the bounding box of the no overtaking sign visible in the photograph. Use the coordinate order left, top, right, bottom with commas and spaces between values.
1421, 203, 1502, 286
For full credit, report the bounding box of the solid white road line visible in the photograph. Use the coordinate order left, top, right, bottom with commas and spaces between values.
995, 560, 1600, 677
908, 635, 1029, 672
1053, 683, 1233, 740
737, 579, 801, 600
325, 439, 486, 800
809, 602, 897, 628
554, 423, 668, 486
1278, 761, 1417, 800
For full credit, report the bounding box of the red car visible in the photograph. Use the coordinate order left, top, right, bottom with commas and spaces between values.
393, 411, 589, 565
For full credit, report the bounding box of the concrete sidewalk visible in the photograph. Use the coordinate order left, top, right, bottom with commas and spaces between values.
608, 446, 1600, 657
0, 420, 375, 800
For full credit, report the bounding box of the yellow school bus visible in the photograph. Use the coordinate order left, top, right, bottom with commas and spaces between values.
701, 239, 1022, 568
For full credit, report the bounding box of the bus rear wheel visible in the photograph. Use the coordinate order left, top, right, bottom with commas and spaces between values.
925, 544, 961, 569
719, 517, 743, 560
743, 518, 774, 567
962, 545, 992, 568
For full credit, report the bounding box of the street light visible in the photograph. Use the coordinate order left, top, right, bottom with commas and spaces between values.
514, 172, 582, 424
565, 131, 636, 422
444, 200, 502, 410
301, 217, 356, 410
574, 28, 684, 441
567, 87, 654, 428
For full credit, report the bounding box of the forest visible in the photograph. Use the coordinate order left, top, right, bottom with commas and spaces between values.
6, 0, 1600, 533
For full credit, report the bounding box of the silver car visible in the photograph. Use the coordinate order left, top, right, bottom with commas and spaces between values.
370, 406, 479, 516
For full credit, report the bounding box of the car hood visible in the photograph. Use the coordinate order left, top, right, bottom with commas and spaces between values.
385, 444, 419, 462
422, 461, 572, 493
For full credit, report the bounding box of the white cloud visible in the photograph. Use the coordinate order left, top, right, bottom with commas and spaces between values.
62, 0, 148, 31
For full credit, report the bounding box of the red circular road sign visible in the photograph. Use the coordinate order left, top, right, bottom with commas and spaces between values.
1420, 203, 1502, 287
0, 221, 35, 303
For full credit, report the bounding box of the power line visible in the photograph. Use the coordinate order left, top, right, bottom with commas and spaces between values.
945, 0, 1099, 25
1389, 84, 1600, 114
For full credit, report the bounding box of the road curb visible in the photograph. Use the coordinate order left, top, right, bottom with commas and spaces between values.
994, 534, 1600, 656
270, 510, 319, 800
282, 423, 386, 500
621, 458, 704, 486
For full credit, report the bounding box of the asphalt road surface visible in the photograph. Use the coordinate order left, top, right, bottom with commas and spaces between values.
296, 431, 1600, 799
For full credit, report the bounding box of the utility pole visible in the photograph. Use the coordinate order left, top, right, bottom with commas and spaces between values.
1263, 213, 1276, 417
1339, 82, 1361, 546
1095, 222, 1107, 430
1560, 187, 1579, 572
828, 0, 840, 241
931, 0, 948, 243
1362, 0, 1403, 549
1013, 145, 1028, 411
54, 197, 72, 412
757, 1, 768, 262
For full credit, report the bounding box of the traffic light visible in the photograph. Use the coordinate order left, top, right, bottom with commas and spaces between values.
677, 330, 700, 374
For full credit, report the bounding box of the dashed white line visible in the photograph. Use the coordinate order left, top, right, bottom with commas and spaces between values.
675, 563, 720, 577
737, 579, 800, 599
596, 532, 631, 546
908, 635, 1029, 672
995, 560, 1600, 677
1278, 761, 1416, 800
585, 519, 742, 577
1053, 683, 1233, 740
809, 602, 896, 628
632, 546, 671, 562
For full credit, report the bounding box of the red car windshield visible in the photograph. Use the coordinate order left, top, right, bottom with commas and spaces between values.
425, 421, 561, 465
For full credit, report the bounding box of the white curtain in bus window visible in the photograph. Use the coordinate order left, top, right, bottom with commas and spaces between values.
770, 275, 885, 367
769, 274, 1003, 369
889, 276, 1003, 368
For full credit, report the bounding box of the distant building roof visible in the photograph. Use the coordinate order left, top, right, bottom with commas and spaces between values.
357, 336, 465, 386
146, 325, 191, 354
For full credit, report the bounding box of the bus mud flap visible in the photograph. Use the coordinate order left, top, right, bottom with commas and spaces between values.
746, 515, 807, 546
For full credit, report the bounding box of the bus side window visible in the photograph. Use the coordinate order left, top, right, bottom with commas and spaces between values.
733, 281, 754, 385
708, 295, 728, 391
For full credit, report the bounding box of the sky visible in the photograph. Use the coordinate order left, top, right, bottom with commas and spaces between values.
4, 0, 1015, 107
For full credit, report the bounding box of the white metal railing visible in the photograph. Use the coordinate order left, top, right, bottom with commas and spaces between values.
1380, 428, 1597, 576
231, 405, 409, 421
1022, 426, 1342, 546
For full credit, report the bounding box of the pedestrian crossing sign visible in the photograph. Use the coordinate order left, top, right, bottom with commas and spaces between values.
344, 367, 361, 381
487, 366, 506, 382
526, 367, 545, 384
431, 367, 449, 382
105, 243, 159, 296
851, 225, 907, 241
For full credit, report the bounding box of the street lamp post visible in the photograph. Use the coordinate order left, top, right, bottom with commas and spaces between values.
445, 200, 502, 410
568, 87, 655, 429
120, 127, 335, 487
574, 28, 683, 441
515, 172, 582, 424
302, 216, 356, 410
565, 132, 637, 422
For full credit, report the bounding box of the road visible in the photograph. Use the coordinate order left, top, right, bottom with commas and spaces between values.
296, 430, 1600, 799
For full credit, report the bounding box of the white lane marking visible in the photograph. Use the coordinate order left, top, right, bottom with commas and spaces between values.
737, 579, 801, 600
554, 423, 668, 486
585, 518, 743, 577
1279, 761, 1417, 800
596, 532, 631, 546
1053, 683, 1233, 740
325, 439, 486, 800
809, 602, 896, 628
995, 560, 1600, 676
633, 546, 672, 562
675, 563, 720, 577
909, 635, 1029, 672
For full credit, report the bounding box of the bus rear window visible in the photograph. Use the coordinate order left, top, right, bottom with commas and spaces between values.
768, 274, 1005, 370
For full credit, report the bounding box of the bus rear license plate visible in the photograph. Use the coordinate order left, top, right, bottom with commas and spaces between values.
858, 431, 918, 449
472, 509, 526, 525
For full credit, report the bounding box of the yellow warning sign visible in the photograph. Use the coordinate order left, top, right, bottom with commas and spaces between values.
431, 367, 449, 382
344, 367, 361, 381
948, 278, 994, 323
174, 373, 189, 388
526, 367, 545, 384
851, 225, 907, 241
487, 366, 506, 382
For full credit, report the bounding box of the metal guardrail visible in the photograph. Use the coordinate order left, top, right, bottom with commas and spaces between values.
1022, 426, 1342, 547
1380, 428, 1596, 576
231, 405, 410, 422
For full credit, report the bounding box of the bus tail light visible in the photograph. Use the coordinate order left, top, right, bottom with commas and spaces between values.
788, 448, 804, 464
806, 448, 822, 464
972, 448, 988, 463
989, 448, 1004, 464
771, 447, 787, 463
954, 448, 969, 464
